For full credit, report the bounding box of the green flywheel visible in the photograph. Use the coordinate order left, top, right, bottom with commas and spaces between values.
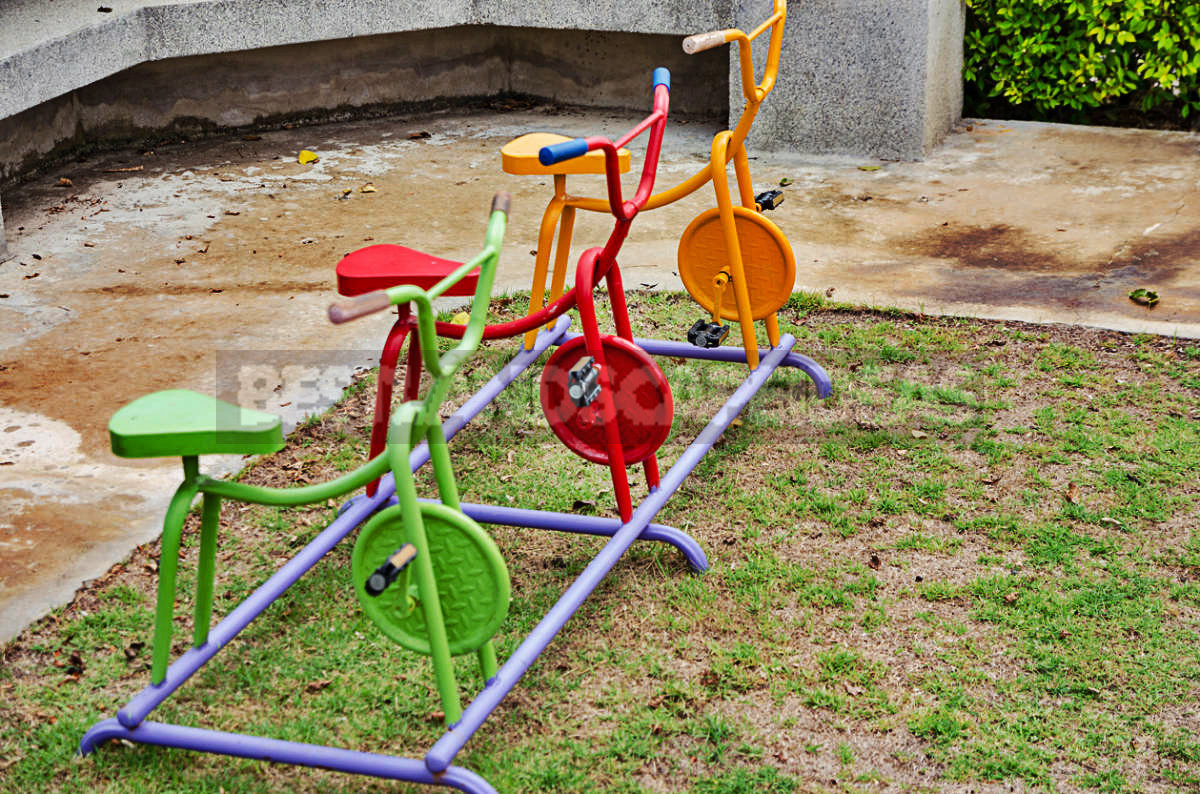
352, 503, 510, 656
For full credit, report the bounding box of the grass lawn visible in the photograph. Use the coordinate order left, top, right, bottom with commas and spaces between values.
2, 292, 1198, 793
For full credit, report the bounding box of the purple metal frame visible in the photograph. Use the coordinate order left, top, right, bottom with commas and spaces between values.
559, 331, 833, 399
442, 500, 708, 572
80, 315, 827, 794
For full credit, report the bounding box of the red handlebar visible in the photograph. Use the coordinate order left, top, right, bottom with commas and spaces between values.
431, 71, 671, 347
582, 82, 671, 221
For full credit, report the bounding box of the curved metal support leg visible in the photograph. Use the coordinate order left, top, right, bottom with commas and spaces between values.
781, 352, 833, 399
79, 717, 127, 756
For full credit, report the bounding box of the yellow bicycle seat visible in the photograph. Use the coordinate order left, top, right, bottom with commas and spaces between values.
501, 133, 630, 176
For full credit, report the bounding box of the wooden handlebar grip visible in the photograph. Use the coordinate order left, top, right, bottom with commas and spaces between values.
328, 290, 391, 324
682, 30, 729, 54
491, 190, 512, 217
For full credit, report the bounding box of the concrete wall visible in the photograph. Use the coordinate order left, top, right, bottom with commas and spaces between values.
740, 0, 965, 160
0, 0, 730, 122
0, 25, 729, 185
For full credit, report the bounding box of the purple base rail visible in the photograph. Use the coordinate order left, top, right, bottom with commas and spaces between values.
558, 331, 833, 398
80, 321, 817, 793
425, 499, 708, 572
80, 719, 498, 794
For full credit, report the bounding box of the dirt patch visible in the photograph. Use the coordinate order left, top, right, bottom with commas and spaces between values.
89, 280, 331, 297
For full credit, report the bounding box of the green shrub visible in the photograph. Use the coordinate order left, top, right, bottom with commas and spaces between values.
964, 0, 1200, 123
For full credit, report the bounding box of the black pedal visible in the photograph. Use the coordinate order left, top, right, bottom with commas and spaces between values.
365, 543, 417, 597
687, 319, 730, 349
755, 189, 784, 211
567, 356, 601, 407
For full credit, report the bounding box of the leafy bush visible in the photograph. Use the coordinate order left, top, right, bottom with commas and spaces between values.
964, 0, 1200, 124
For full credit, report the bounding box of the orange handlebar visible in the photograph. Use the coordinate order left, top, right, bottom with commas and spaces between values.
682, 29, 732, 54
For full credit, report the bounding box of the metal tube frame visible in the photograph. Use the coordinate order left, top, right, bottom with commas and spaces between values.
80, 317, 828, 794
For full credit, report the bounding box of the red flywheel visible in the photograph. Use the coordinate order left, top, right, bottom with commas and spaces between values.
540, 335, 673, 465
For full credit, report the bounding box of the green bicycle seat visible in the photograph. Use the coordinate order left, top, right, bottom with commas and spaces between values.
109, 389, 285, 459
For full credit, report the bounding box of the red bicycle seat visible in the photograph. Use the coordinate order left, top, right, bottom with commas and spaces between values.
336, 244, 479, 297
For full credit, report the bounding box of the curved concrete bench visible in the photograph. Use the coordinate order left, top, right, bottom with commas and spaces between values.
0, 0, 964, 257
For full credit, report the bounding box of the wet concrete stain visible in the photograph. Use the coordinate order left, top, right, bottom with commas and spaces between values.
0, 491, 144, 600
882, 225, 1200, 310
897, 224, 1200, 279
896, 224, 1062, 272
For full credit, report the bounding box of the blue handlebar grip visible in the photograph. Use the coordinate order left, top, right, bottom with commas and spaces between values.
652, 67, 671, 92
539, 138, 589, 166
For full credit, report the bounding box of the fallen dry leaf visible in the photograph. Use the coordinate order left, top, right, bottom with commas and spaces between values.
1004, 591, 1019, 604
867, 554, 882, 570
57, 177, 73, 187
1066, 482, 1080, 505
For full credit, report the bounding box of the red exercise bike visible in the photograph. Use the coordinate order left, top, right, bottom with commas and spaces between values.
335, 69, 677, 521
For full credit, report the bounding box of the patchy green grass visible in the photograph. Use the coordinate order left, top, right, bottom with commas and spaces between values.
2, 294, 1198, 793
